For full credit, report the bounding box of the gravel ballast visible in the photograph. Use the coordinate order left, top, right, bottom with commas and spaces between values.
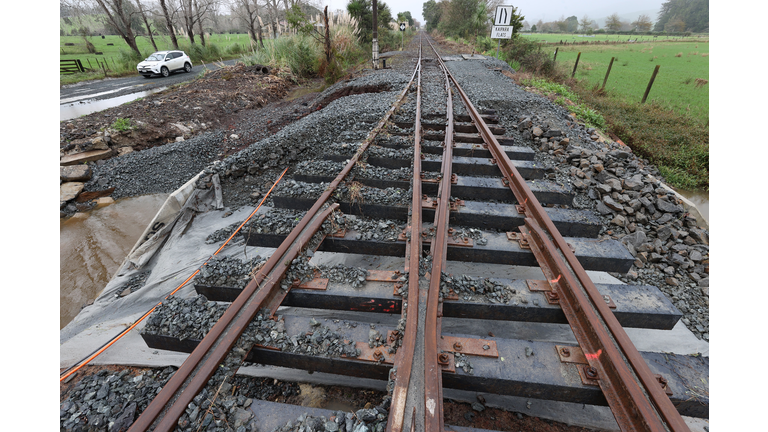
60, 35, 708, 432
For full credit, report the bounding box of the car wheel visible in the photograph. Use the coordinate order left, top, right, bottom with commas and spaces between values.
161, 66, 170, 77
184, 62, 192, 73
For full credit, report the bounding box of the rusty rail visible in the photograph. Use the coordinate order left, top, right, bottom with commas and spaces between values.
427, 35, 690, 432
129, 48, 423, 432
129, 203, 338, 431
423, 46, 455, 432
386, 38, 423, 432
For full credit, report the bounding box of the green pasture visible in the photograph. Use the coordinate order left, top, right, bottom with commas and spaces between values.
61, 33, 255, 64
520, 33, 708, 44
546, 41, 709, 124
60, 33, 261, 84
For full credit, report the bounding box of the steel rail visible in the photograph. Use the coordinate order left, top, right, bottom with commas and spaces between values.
129, 54, 423, 432
428, 36, 690, 431
423, 42, 455, 432
129, 203, 339, 432
387, 35, 423, 432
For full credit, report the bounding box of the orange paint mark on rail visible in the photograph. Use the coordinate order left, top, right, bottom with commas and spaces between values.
585, 349, 603, 360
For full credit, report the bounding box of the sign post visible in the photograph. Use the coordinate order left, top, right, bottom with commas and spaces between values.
491, 6, 514, 58
399, 22, 406, 50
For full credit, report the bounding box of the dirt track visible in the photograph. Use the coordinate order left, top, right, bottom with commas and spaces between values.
60, 63, 306, 157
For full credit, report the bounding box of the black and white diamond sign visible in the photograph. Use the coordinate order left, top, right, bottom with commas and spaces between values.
399, 23, 406, 31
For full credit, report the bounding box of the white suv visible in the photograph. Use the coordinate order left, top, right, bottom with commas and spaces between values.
137, 50, 192, 78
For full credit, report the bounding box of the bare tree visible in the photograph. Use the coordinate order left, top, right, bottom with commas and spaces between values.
178, 0, 216, 45
92, 0, 142, 55
579, 15, 594, 33
265, 0, 280, 38
135, 0, 158, 50
632, 14, 653, 32
230, 0, 265, 48
605, 13, 623, 32
196, 0, 206, 46
555, 15, 567, 32
157, 0, 180, 49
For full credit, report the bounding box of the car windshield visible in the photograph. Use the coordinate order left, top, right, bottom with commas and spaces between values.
146, 53, 166, 61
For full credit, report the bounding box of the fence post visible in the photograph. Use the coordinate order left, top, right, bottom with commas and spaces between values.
553, 47, 558, 62
641, 65, 660, 103
571, 52, 581, 78
602, 57, 615, 90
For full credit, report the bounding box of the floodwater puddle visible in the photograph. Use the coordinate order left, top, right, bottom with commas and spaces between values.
60, 86, 167, 121
60, 193, 168, 329
675, 188, 709, 224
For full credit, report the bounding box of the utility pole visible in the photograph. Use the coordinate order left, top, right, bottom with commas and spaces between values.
372, 0, 379, 69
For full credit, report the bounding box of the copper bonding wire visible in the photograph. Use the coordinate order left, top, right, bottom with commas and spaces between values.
59, 167, 289, 382
130, 50, 423, 431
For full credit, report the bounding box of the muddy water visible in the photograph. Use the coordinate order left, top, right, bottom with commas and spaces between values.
60, 194, 168, 329
60, 87, 167, 121
676, 188, 709, 224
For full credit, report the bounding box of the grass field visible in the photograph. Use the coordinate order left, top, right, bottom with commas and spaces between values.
520, 33, 709, 44
545, 41, 709, 124
60, 34, 260, 84
61, 33, 256, 64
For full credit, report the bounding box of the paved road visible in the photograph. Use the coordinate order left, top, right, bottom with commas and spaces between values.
60, 59, 239, 105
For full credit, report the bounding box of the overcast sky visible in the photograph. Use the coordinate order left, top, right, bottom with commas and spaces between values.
317, 0, 667, 27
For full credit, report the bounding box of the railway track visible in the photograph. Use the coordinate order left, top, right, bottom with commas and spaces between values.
113, 33, 707, 432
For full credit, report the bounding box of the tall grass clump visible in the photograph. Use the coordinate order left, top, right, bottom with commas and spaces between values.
322, 23, 366, 83
241, 35, 321, 78
187, 43, 222, 63
247, 8, 364, 83
476, 36, 494, 52
501, 37, 557, 76
284, 35, 321, 78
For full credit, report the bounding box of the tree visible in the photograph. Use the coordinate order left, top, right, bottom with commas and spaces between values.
157, 0, 180, 49
604, 13, 622, 32
287, 4, 332, 63
579, 15, 594, 33
530, 24, 536, 32
438, 0, 498, 39
555, 15, 567, 32
134, 0, 158, 51
664, 15, 686, 32
178, 0, 217, 46
92, 0, 142, 55
632, 14, 652, 32
654, 0, 708, 32
565, 15, 578, 32
265, 0, 281, 38
397, 11, 414, 27
422, 0, 442, 32
471, 1, 487, 38
347, 0, 393, 43
230, 0, 265, 48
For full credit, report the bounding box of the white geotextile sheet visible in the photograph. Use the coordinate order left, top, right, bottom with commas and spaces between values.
59, 201, 276, 367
